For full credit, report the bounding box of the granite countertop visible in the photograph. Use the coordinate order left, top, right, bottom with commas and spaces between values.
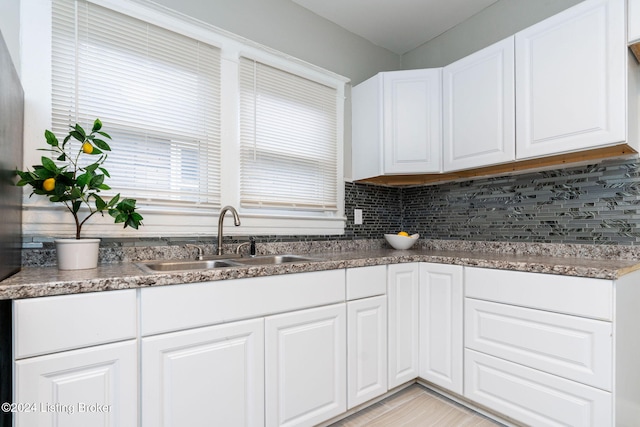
2, 246, 640, 300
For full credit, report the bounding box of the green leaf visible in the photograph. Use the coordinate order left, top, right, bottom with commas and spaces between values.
97, 131, 112, 140
85, 163, 99, 173
33, 168, 55, 180
44, 130, 59, 147
119, 198, 137, 211
73, 123, 86, 138
56, 153, 67, 161
92, 119, 102, 133
76, 172, 90, 188
94, 194, 106, 210
72, 200, 81, 214
70, 130, 85, 142
92, 138, 111, 151
99, 167, 111, 178
107, 193, 121, 207
41, 156, 58, 172
89, 174, 105, 188
69, 187, 82, 199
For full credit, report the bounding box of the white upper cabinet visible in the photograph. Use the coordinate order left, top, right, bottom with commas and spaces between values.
352, 69, 442, 180
629, 0, 640, 43
515, 0, 626, 159
442, 37, 515, 172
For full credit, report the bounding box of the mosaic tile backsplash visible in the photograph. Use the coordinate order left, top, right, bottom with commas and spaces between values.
402, 157, 640, 244
21, 156, 640, 265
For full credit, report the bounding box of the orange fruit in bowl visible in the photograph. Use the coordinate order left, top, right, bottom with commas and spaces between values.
397, 231, 409, 237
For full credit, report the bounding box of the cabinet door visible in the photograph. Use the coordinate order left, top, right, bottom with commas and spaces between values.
141, 319, 264, 427
631, 0, 640, 44
265, 304, 346, 427
347, 296, 387, 409
443, 37, 515, 171
515, 0, 626, 159
465, 298, 612, 391
15, 341, 137, 427
383, 69, 442, 174
387, 263, 419, 388
465, 349, 612, 427
419, 263, 463, 394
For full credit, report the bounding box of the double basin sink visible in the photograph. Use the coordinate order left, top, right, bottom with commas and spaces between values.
137, 254, 320, 273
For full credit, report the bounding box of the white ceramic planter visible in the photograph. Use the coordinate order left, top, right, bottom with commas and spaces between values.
55, 239, 101, 270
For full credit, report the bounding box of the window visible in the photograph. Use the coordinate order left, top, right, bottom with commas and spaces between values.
238, 58, 339, 215
21, 0, 346, 237
52, 0, 221, 209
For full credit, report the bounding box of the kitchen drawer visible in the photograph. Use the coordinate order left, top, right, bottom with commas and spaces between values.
14, 289, 137, 359
465, 298, 612, 390
465, 267, 612, 320
346, 265, 386, 300
141, 269, 346, 335
465, 349, 612, 427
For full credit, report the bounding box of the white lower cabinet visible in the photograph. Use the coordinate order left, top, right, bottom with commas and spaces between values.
141, 319, 265, 427
15, 340, 137, 427
347, 295, 387, 409
265, 303, 346, 427
463, 266, 640, 427
418, 263, 463, 394
387, 263, 420, 389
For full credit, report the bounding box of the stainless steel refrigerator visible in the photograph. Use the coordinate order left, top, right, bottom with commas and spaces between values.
0, 28, 22, 427
0, 29, 23, 282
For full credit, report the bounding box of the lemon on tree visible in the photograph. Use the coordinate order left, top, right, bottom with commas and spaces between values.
42, 177, 56, 192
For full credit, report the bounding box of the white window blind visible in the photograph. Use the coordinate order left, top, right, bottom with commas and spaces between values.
238, 57, 339, 213
51, 0, 221, 209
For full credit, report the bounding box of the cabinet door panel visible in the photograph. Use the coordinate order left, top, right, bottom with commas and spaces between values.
443, 37, 515, 171
387, 263, 419, 388
515, 0, 625, 158
14, 289, 136, 358
15, 341, 137, 427
383, 69, 441, 174
347, 296, 387, 409
419, 263, 463, 394
265, 304, 346, 427
142, 319, 264, 427
465, 349, 612, 427
630, 0, 640, 44
466, 298, 612, 391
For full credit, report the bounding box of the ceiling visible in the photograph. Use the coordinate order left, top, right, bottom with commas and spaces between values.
292, 0, 499, 55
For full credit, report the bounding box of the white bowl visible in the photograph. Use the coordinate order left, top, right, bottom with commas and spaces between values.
384, 233, 419, 250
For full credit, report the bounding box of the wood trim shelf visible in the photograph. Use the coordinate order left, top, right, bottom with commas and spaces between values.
355, 144, 638, 187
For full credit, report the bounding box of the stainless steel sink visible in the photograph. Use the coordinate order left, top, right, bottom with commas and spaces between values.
136, 254, 320, 273
232, 254, 320, 266
137, 259, 242, 273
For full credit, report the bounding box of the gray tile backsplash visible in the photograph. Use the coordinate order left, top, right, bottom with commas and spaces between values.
401, 157, 640, 244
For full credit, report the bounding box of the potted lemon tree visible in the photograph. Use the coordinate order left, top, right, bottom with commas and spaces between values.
16, 119, 143, 270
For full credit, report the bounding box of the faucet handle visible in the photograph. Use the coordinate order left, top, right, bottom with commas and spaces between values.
185, 244, 205, 260
236, 237, 257, 257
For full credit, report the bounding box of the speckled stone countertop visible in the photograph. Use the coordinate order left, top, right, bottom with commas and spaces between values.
3, 241, 640, 300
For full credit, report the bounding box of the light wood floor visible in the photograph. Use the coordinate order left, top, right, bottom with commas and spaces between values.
329, 384, 505, 427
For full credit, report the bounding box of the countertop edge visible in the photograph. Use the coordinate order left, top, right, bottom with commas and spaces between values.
2, 249, 639, 300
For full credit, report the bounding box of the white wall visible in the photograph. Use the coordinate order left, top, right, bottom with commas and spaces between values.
151, 0, 401, 86
0, 0, 20, 75
402, 0, 585, 69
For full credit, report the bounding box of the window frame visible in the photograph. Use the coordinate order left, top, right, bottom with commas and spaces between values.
20, 0, 347, 238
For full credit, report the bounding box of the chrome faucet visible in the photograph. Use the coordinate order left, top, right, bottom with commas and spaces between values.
217, 205, 241, 256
